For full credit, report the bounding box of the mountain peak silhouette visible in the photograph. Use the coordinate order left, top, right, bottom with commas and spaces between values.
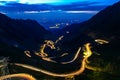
61, 1, 120, 40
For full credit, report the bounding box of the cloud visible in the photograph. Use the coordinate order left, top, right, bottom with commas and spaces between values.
0, 12, 6, 14
50, 2, 107, 11
24, 10, 51, 14
19, 0, 62, 4
23, 10, 99, 14
0, 0, 18, 1
0, 1, 108, 13
64, 10, 99, 14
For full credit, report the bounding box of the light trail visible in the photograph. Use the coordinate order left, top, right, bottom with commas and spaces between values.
24, 50, 32, 58
44, 40, 56, 49
41, 58, 57, 63
14, 58, 86, 77
85, 64, 102, 71
14, 43, 91, 78
35, 36, 65, 62
0, 43, 102, 79
0, 65, 4, 68
60, 53, 69, 57
95, 39, 109, 44
35, 40, 55, 58
83, 43, 102, 72
61, 47, 81, 64
55, 35, 64, 44
35, 52, 56, 62
83, 43, 92, 63
0, 73, 36, 80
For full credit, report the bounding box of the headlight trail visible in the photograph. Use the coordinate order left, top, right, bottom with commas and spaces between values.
83, 43, 92, 63
0, 73, 36, 80
60, 53, 69, 57
14, 43, 91, 78
95, 39, 109, 44
41, 58, 57, 63
85, 64, 102, 71
35, 40, 55, 58
55, 35, 64, 44
0, 41, 102, 79
0, 65, 4, 68
36, 47, 82, 64
24, 50, 32, 58
44, 40, 56, 49
61, 47, 81, 64
83, 43, 102, 71
0, 43, 100, 79
14, 58, 86, 77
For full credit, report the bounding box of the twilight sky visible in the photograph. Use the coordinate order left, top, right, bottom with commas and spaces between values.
0, 0, 119, 29
0, 0, 119, 13
0, 0, 119, 5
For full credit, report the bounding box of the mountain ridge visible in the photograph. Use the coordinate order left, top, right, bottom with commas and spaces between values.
57, 1, 120, 60
0, 13, 50, 58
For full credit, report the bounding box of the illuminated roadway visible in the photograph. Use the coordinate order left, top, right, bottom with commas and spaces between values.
14, 43, 90, 78
14, 58, 86, 77
95, 39, 109, 44
61, 47, 81, 64
0, 73, 36, 80
0, 43, 101, 79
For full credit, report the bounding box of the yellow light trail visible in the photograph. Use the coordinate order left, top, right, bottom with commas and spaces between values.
41, 58, 57, 63
24, 50, 32, 58
14, 58, 86, 77
0, 43, 102, 79
61, 47, 81, 64
60, 53, 69, 57
85, 64, 102, 71
83, 43, 92, 63
44, 40, 56, 49
35, 36, 82, 64
55, 35, 64, 44
35, 40, 56, 58
14, 43, 91, 78
83, 43, 102, 71
0, 65, 4, 68
35, 36, 65, 62
0, 43, 99, 80
95, 39, 109, 44
0, 73, 36, 80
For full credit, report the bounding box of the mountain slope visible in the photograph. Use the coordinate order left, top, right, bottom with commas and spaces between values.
61, 1, 120, 38
84, 1, 120, 38
0, 13, 50, 58
59, 1, 120, 60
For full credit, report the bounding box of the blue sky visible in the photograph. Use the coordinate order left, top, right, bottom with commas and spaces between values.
0, 0, 119, 11
0, 0, 119, 13
0, 0, 119, 5
0, 0, 119, 29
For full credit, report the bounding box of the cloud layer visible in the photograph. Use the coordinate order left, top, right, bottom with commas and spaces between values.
0, 0, 119, 14
0, 1, 107, 13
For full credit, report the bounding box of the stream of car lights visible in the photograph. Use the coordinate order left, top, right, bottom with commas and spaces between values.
61, 47, 81, 64
0, 73, 36, 80
14, 58, 86, 77
13, 43, 91, 77
0, 43, 101, 79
